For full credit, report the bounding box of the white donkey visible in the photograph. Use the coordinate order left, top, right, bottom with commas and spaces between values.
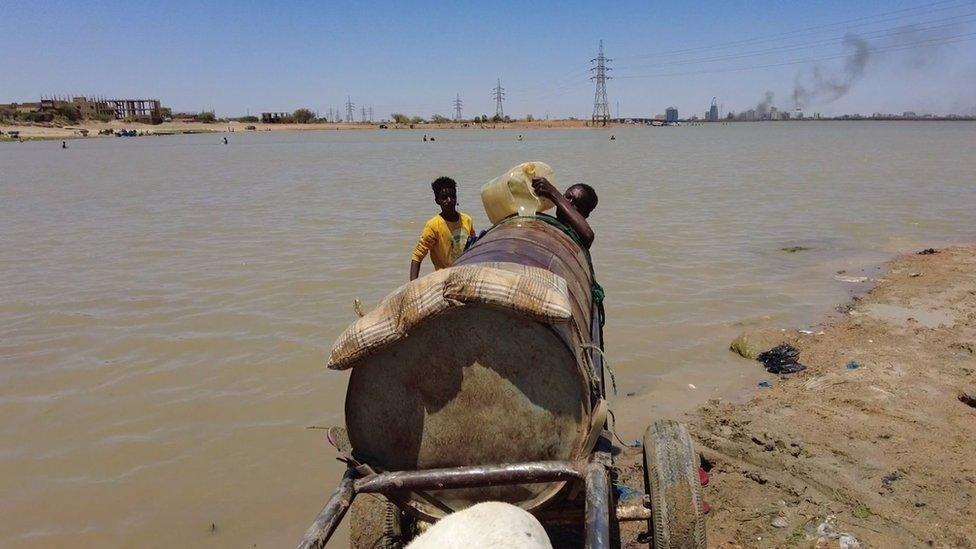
407, 502, 552, 548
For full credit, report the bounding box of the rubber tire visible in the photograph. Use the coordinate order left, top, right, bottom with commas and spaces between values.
642, 420, 706, 549
349, 495, 412, 548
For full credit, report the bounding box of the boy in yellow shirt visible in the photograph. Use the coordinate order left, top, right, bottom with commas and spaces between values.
409, 177, 475, 280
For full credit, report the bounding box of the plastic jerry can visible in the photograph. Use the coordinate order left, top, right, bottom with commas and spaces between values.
480, 161, 556, 224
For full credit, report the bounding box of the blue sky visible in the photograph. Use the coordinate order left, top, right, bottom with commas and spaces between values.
2, 0, 975, 118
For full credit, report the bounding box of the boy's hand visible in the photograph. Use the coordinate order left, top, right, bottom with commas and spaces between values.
531, 177, 559, 200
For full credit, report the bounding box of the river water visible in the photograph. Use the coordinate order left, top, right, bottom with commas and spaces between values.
1, 122, 974, 547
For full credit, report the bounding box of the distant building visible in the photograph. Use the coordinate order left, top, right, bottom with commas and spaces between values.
0, 96, 162, 123
665, 106, 678, 123
903, 111, 917, 118
261, 112, 290, 123
0, 101, 53, 122
708, 103, 718, 122
0, 101, 42, 114
67, 97, 116, 120
769, 107, 778, 120
109, 99, 162, 123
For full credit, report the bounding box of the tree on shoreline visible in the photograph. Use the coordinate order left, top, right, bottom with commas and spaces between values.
293, 108, 315, 124
55, 105, 80, 122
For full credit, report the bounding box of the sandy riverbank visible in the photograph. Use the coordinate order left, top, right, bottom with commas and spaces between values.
617, 245, 976, 547
0, 118, 612, 140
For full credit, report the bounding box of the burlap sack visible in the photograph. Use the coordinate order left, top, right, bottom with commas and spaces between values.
327, 262, 572, 370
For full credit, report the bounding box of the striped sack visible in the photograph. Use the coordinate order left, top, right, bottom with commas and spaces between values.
326, 262, 572, 370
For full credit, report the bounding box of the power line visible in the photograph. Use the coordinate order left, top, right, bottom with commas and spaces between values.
515, 0, 974, 106
591, 40, 612, 126
492, 78, 505, 118
614, 31, 976, 80
618, 0, 971, 60
614, 12, 976, 72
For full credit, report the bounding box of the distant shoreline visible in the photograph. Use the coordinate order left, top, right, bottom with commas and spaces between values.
2, 117, 974, 141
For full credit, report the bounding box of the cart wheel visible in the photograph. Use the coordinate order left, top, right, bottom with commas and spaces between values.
379, 499, 410, 549
642, 420, 706, 549
350, 495, 413, 548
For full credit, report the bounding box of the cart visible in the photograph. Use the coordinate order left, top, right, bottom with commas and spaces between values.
298, 216, 707, 548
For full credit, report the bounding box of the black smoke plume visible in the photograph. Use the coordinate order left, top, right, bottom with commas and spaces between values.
793, 34, 869, 108
792, 22, 964, 108
756, 90, 775, 115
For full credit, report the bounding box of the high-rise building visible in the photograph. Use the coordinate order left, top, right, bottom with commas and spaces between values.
708, 98, 718, 121
665, 106, 678, 123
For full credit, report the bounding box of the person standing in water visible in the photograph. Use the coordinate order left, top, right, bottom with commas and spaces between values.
223, 137, 228, 144
531, 178, 598, 249
409, 177, 475, 280
61, 141, 67, 149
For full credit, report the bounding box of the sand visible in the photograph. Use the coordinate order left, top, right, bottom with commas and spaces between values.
616, 245, 976, 547
0, 118, 614, 140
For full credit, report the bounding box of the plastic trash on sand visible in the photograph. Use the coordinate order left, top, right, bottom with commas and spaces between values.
613, 483, 643, 501
834, 274, 868, 283
756, 343, 806, 374
481, 161, 556, 224
804, 515, 861, 548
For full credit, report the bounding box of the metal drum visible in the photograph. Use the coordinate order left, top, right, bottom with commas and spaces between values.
344, 217, 599, 520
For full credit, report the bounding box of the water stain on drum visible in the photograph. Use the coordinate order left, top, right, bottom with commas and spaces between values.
345, 306, 589, 518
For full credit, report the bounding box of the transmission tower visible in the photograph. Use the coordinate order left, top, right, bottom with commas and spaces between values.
360, 105, 367, 123
492, 78, 505, 118
453, 93, 463, 121
368, 106, 373, 122
590, 40, 612, 126
345, 96, 355, 123
328, 107, 334, 122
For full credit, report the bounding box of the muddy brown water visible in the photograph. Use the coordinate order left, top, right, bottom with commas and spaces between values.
1, 121, 975, 547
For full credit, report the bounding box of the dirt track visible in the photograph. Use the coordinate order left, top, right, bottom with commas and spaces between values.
627, 246, 976, 547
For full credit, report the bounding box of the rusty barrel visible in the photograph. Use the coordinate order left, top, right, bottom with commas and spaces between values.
342, 216, 600, 520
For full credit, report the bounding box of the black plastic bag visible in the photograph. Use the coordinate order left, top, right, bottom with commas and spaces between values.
756, 343, 806, 374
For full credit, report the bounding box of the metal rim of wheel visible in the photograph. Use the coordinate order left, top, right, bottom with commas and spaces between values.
642, 419, 706, 549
